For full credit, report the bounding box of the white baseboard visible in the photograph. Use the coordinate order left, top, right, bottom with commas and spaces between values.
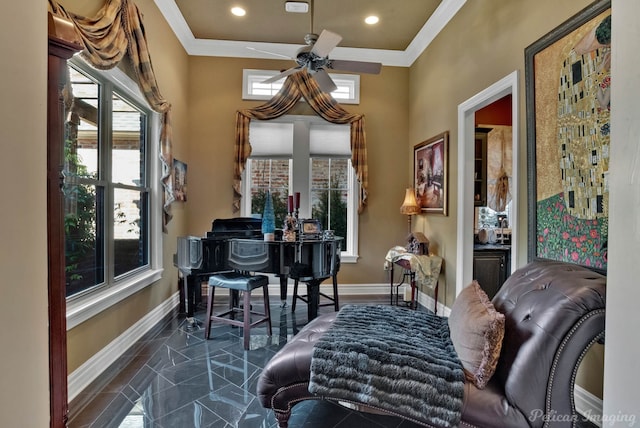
417, 289, 451, 316
67, 293, 180, 402
575, 385, 603, 427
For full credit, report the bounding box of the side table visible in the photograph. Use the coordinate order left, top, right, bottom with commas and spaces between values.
385, 251, 442, 314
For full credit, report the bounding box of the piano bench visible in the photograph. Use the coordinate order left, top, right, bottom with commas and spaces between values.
205, 272, 272, 350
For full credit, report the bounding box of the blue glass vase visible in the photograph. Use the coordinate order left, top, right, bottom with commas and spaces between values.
261, 190, 276, 241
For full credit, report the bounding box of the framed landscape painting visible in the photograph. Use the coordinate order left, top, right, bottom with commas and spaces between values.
525, 0, 610, 272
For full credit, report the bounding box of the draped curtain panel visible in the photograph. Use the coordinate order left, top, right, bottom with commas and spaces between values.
234, 69, 369, 213
482, 125, 513, 212
48, 0, 174, 232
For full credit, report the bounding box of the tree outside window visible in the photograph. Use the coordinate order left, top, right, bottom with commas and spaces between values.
311, 158, 348, 239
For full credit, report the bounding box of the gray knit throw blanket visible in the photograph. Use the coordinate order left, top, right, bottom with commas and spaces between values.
309, 305, 464, 428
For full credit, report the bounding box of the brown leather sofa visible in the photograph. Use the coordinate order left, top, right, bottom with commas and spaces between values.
257, 260, 606, 427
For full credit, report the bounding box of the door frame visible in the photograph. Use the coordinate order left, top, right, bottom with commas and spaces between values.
456, 70, 520, 296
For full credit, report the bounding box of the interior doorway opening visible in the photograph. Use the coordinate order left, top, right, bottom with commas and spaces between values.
456, 71, 519, 296
471, 96, 514, 299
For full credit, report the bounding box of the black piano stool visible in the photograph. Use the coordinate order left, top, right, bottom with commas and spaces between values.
205, 272, 272, 350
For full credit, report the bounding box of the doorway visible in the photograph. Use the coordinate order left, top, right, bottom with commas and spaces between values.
455, 71, 519, 296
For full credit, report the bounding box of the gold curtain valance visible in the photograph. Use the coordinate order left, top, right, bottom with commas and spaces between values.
234, 69, 369, 213
48, 0, 174, 231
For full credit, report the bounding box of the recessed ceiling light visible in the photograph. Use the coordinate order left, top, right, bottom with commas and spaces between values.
364, 15, 379, 25
231, 7, 246, 17
285, 2, 309, 13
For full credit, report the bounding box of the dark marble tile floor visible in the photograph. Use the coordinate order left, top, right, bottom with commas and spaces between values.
68, 293, 598, 428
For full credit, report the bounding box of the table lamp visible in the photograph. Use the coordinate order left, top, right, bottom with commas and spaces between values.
400, 187, 421, 233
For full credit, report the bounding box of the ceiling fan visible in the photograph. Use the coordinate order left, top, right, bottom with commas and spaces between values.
252, 1, 382, 93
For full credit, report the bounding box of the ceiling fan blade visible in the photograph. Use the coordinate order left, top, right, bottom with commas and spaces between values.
327, 59, 382, 74
262, 67, 302, 84
246, 46, 292, 60
313, 69, 338, 93
311, 29, 342, 58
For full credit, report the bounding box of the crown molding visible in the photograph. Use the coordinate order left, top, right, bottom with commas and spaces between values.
154, 0, 467, 67
404, 0, 467, 65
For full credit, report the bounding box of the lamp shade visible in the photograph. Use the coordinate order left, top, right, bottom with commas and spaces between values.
400, 188, 421, 215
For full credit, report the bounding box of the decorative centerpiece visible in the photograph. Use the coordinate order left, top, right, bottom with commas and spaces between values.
283, 214, 298, 242
283, 193, 299, 242
261, 190, 276, 241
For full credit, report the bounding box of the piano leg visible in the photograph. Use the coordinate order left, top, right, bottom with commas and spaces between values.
306, 280, 321, 321
186, 274, 196, 318
278, 275, 288, 308
178, 272, 186, 314
186, 274, 202, 328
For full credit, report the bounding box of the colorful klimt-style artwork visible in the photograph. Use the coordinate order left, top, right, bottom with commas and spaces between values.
530, 4, 610, 271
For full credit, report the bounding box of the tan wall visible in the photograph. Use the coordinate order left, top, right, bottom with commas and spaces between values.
57, 0, 190, 373
0, 1, 49, 426
187, 56, 410, 284
2, 2, 624, 424
408, 0, 601, 398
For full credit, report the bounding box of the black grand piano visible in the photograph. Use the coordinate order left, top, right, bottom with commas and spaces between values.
174, 217, 341, 322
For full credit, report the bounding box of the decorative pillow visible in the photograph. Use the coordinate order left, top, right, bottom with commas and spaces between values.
447, 280, 505, 389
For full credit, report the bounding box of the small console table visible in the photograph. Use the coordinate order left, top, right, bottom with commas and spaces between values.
385, 247, 442, 314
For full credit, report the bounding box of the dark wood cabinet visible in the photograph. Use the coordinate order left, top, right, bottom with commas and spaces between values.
473, 248, 510, 300
474, 128, 490, 206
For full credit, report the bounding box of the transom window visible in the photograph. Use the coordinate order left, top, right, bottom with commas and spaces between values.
242, 69, 360, 104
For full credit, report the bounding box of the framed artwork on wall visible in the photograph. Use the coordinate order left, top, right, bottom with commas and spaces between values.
525, 0, 610, 272
173, 159, 188, 202
414, 131, 448, 215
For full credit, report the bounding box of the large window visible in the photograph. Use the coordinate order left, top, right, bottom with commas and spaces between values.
241, 116, 359, 262
64, 59, 162, 326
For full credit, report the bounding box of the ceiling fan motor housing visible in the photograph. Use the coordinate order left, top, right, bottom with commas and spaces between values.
296, 33, 329, 71
296, 48, 329, 71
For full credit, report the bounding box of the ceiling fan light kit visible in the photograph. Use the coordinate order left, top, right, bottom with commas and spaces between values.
285, 2, 309, 13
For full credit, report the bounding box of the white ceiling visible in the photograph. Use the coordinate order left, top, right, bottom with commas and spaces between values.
154, 0, 467, 67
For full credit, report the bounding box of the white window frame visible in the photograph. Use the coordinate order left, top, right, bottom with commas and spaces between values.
242, 69, 360, 104
307, 156, 360, 263
66, 58, 163, 329
241, 115, 359, 262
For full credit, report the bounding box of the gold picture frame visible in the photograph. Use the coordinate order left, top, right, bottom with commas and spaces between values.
414, 131, 449, 215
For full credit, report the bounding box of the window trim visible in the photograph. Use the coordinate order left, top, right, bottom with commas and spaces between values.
308, 156, 359, 263
240, 115, 359, 262
242, 69, 360, 104
66, 58, 163, 330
